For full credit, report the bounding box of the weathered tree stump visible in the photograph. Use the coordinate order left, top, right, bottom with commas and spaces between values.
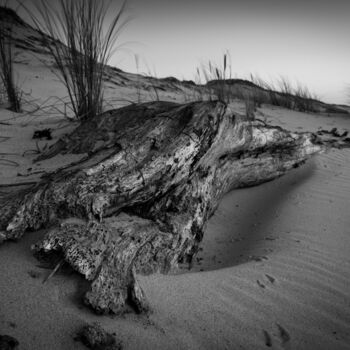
0, 101, 323, 314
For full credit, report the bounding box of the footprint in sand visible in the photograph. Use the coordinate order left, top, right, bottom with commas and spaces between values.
277, 323, 291, 348
257, 274, 276, 289
257, 280, 266, 289
249, 255, 268, 262
263, 330, 272, 347
265, 274, 275, 284
263, 325, 291, 348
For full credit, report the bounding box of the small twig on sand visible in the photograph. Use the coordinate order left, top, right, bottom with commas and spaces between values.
42, 259, 65, 284
0, 136, 11, 143
17, 170, 47, 177
22, 141, 48, 156
0, 159, 19, 167
23, 149, 40, 156
36, 140, 42, 153
0, 181, 38, 187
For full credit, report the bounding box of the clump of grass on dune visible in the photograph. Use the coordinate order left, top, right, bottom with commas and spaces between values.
196, 51, 234, 103
144, 64, 160, 102
293, 82, 318, 112
23, 0, 129, 121
193, 51, 319, 114
0, 2, 22, 112
194, 53, 267, 120
249, 73, 319, 112
194, 53, 260, 120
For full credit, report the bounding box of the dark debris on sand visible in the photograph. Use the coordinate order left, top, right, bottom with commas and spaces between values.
315, 128, 350, 149
32, 128, 52, 140
0, 334, 19, 350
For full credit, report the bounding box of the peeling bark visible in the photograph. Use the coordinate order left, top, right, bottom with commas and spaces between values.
0, 101, 324, 313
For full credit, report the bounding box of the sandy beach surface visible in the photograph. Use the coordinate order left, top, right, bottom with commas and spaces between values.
1, 46, 350, 349
1, 99, 350, 349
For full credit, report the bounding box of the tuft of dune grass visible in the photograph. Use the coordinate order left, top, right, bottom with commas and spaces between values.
23, 0, 130, 121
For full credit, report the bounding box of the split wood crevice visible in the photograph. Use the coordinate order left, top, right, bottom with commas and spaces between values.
0, 101, 324, 314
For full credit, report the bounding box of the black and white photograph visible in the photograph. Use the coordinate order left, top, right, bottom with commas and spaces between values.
0, 0, 349, 349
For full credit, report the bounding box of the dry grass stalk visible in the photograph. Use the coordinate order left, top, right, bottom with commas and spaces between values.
24, 0, 129, 120
0, 3, 22, 112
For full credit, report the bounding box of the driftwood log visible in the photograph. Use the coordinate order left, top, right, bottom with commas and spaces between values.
0, 101, 323, 314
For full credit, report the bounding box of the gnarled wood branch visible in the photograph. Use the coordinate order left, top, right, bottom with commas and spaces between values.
0, 101, 323, 313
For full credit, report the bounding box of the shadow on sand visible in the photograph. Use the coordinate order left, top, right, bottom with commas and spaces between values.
186, 159, 317, 273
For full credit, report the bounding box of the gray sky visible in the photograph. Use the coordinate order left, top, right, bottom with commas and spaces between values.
114, 0, 350, 104
12, 0, 350, 104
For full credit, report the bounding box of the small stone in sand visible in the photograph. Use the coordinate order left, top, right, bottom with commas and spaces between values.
0, 334, 19, 349
27, 270, 41, 279
262, 330, 272, 347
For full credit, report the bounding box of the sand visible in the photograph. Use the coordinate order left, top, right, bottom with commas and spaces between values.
1, 48, 350, 349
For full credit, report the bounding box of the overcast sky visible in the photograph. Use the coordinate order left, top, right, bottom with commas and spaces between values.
112, 0, 350, 104
14, 0, 350, 104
